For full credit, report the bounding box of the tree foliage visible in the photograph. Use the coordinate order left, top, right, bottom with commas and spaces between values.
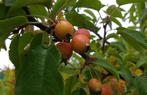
0, 0, 147, 95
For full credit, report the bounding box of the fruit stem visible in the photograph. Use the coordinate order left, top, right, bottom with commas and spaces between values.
102, 23, 108, 53
88, 66, 94, 78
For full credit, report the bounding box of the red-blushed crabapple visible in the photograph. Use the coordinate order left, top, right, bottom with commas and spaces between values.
88, 78, 102, 92
71, 34, 90, 54
56, 42, 73, 59
54, 20, 74, 40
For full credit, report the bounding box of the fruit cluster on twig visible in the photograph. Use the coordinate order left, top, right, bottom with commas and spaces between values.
88, 77, 126, 95
54, 20, 91, 60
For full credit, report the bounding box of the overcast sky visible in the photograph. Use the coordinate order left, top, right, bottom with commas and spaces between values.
0, 0, 131, 70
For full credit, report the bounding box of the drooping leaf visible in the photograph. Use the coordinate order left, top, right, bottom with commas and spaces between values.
9, 35, 20, 68
106, 5, 123, 18
109, 56, 133, 81
119, 65, 132, 81
136, 56, 147, 67
15, 43, 64, 95
92, 57, 120, 79
9, 32, 33, 69
76, 0, 102, 11
0, 16, 28, 49
117, 27, 147, 52
66, 12, 99, 32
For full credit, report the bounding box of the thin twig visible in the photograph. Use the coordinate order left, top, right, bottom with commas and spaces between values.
102, 24, 107, 53
22, 7, 52, 34
12, 25, 27, 34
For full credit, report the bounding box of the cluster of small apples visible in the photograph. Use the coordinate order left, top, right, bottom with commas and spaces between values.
103, 76, 126, 94
88, 77, 126, 95
88, 78, 112, 95
54, 20, 90, 59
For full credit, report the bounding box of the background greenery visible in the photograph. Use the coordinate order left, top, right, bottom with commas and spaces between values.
0, 0, 147, 95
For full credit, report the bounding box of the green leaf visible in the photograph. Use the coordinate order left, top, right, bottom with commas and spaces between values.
106, 5, 123, 18
3, 0, 15, 6
28, 5, 48, 18
19, 32, 33, 55
109, 56, 132, 81
106, 33, 120, 40
71, 88, 87, 95
92, 57, 120, 79
51, 0, 75, 18
119, 65, 132, 81
8, 0, 51, 14
111, 17, 122, 26
136, 56, 147, 67
117, 27, 147, 52
8, 9, 26, 17
59, 65, 79, 79
64, 76, 79, 95
15, 44, 64, 95
128, 5, 137, 24
81, 14, 93, 21
84, 9, 97, 22
51, 0, 65, 18
0, 4, 9, 19
30, 33, 43, 48
0, 16, 28, 33
108, 42, 126, 52
118, 59, 132, 81
9, 35, 19, 68
0, 16, 28, 49
66, 12, 99, 32
140, 9, 147, 24
76, 0, 102, 10
42, 31, 50, 45
134, 77, 147, 95
9, 32, 33, 68
136, 2, 145, 18
116, 0, 145, 5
